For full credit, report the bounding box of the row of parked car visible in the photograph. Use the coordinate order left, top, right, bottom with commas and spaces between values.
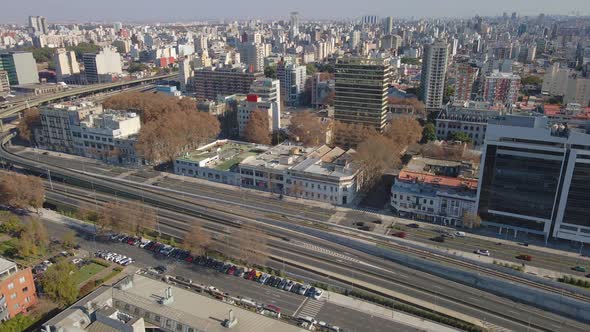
95, 251, 134, 266
109, 233, 325, 300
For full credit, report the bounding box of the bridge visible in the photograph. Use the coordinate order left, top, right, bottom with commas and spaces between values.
0, 73, 176, 127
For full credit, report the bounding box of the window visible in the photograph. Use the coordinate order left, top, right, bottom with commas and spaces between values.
8, 283, 14, 290
22, 287, 28, 293
177, 323, 183, 331
430, 200, 434, 205
10, 293, 16, 300
155, 315, 161, 322
400, 195, 403, 200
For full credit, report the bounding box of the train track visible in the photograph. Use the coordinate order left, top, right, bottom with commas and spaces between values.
2, 133, 590, 306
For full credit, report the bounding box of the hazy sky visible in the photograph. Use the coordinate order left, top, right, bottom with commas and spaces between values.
3, 0, 590, 23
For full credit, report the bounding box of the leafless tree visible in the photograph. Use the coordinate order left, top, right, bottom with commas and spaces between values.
462, 211, 482, 229
244, 109, 271, 145
288, 111, 328, 147
182, 222, 211, 256
0, 172, 45, 210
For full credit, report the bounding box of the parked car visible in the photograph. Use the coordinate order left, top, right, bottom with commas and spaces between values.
272, 277, 283, 288
474, 249, 490, 256
259, 273, 270, 284
298, 284, 310, 295
454, 231, 466, 238
284, 280, 294, 292
312, 288, 324, 300
393, 232, 407, 238
517, 254, 533, 261
278, 278, 288, 289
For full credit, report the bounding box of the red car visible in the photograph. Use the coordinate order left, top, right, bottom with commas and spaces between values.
393, 232, 407, 238
517, 254, 533, 261
185, 256, 194, 263
246, 269, 257, 280
227, 265, 236, 275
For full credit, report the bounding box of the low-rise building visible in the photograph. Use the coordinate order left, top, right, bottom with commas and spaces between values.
391, 157, 479, 225
0, 71, 10, 97
435, 101, 502, 146
0, 257, 37, 322
237, 94, 280, 138
174, 141, 361, 205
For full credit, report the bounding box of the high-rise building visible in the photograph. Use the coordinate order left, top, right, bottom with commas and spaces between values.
0, 71, 10, 96
383, 16, 394, 34
53, 48, 80, 82
195, 35, 208, 52
192, 67, 263, 100
361, 15, 378, 25
82, 47, 122, 84
239, 43, 265, 72
349, 31, 361, 49
453, 61, 479, 101
276, 60, 306, 106
334, 57, 391, 133
28, 16, 48, 34
0, 52, 39, 85
113, 22, 122, 32
290, 12, 299, 39
178, 55, 194, 93
238, 78, 282, 137
477, 115, 590, 243
380, 34, 402, 50
483, 71, 521, 105
564, 76, 590, 106
420, 40, 450, 109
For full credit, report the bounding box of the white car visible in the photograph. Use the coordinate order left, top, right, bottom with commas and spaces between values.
475, 249, 490, 256
298, 284, 310, 295
312, 288, 324, 300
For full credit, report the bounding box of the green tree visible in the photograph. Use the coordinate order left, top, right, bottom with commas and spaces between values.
521, 76, 543, 86
443, 85, 455, 104
127, 62, 148, 73
0, 212, 23, 235
41, 260, 79, 306
401, 57, 421, 65
67, 42, 101, 59
264, 64, 277, 79
448, 131, 472, 143
0, 314, 35, 332
306, 63, 317, 76
62, 230, 77, 249
422, 123, 437, 142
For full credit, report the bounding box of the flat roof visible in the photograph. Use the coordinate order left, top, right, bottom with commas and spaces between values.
177, 142, 265, 171
116, 274, 305, 332
0, 257, 17, 275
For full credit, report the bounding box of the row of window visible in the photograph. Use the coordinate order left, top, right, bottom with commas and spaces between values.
115, 300, 197, 332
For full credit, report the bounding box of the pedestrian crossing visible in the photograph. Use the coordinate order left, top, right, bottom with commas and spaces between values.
296, 298, 325, 319
300, 242, 360, 263
482, 322, 513, 332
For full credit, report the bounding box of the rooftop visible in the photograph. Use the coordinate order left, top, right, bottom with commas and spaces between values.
116, 274, 305, 332
177, 140, 267, 171
398, 170, 478, 190
0, 257, 17, 276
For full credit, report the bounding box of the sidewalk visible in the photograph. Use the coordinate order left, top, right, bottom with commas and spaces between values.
326, 292, 459, 332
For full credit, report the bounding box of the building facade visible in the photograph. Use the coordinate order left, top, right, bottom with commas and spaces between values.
334, 57, 391, 131
0, 52, 39, 86
0, 71, 9, 97
53, 48, 80, 82
192, 67, 263, 100
453, 61, 479, 102
237, 94, 280, 138
476, 115, 590, 243
83, 47, 123, 84
420, 40, 449, 109
0, 258, 37, 322
276, 61, 306, 106
483, 71, 520, 105
436, 102, 502, 146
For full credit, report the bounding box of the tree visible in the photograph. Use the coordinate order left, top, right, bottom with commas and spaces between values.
264, 64, 277, 79
67, 42, 101, 59
0, 314, 35, 332
323, 91, 335, 106
385, 116, 423, 148
0, 173, 45, 210
521, 76, 543, 86
306, 63, 318, 76
422, 123, 437, 142
448, 131, 472, 144
401, 57, 421, 65
244, 109, 271, 145
127, 62, 148, 73
230, 224, 268, 266
17, 108, 40, 143
182, 222, 211, 256
62, 230, 77, 249
462, 211, 482, 229
421, 142, 464, 161
287, 111, 328, 146
387, 97, 426, 116
41, 260, 79, 306
30, 217, 49, 249
332, 121, 377, 149
0, 212, 23, 235
354, 135, 402, 189
443, 85, 455, 104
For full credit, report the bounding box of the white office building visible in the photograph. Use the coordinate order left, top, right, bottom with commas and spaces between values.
53, 48, 80, 82
83, 47, 123, 84
277, 61, 306, 106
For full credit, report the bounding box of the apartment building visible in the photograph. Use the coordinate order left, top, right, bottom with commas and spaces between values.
453, 61, 479, 102
276, 60, 306, 105
0, 258, 37, 322
192, 66, 263, 100
83, 47, 123, 84
53, 48, 80, 82
237, 94, 280, 138
0, 71, 9, 97
420, 40, 449, 109
477, 115, 590, 243
483, 71, 521, 105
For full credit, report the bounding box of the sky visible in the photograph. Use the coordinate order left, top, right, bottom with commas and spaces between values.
2, 0, 590, 23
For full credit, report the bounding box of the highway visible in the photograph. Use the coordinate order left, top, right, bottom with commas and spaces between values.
23, 172, 590, 331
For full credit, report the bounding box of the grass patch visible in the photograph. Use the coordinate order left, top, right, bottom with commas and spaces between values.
94, 267, 123, 286
493, 260, 525, 272
73, 263, 105, 284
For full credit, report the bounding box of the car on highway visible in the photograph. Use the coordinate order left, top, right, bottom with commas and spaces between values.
393, 231, 407, 238
572, 266, 587, 272
454, 231, 466, 238
517, 254, 533, 261
407, 223, 420, 228
430, 236, 445, 243
474, 249, 490, 256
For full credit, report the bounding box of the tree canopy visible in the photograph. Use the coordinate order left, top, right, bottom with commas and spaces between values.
17, 108, 41, 143
244, 109, 271, 145
401, 57, 421, 66
41, 260, 79, 306
287, 111, 329, 147
0, 173, 45, 210
521, 75, 543, 86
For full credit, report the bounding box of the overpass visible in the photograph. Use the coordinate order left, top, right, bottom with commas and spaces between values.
0, 73, 176, 127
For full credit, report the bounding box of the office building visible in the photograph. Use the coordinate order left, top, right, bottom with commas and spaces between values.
0, 71, 9, 97
483, 71, 520, 105
28, 15, 48, 34
192, 66, 263, 100
276, 60, 306, 105
349, 31, 361, 49
53, 48, 80, 82
334, 57, 391, 132
0, 52, 39, 85
383, 17, 394, 34
83, 47, 123, 84
564, 76, 590, 107
178, 55, 194, 92
477, 115, 590, 243
381, 35, 402, 51
420, 40, 450, 109
362, 15, 378, 25
542, 63, 570, 96
0, 257, 37, 322
290, 12, 300, 38
453, 61, 479, 102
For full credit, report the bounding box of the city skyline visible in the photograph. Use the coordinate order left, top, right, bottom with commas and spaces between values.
2, 0, 590, 23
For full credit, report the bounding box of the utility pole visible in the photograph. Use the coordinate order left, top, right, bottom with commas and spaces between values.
47, 169, 53, 190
